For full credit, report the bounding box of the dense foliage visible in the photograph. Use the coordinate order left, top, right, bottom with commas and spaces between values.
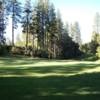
21, 0, 82, 59
2, 0, 99, 60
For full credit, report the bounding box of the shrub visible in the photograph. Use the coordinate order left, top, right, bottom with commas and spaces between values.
96, 46, 100, 59
82, 53, 98, 61
11, 46, 25, 55
24, 46, 33, 56
35, 49, 48, 58
0, 45, 8, 55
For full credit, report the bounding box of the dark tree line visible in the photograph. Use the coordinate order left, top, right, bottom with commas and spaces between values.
0, 0, 82, 59
22, 0, 81, 59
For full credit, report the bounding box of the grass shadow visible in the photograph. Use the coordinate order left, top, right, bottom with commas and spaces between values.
0, 62, 100, 77
0, 72, 100, 100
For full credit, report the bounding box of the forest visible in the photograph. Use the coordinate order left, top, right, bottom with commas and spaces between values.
0, 0, 99, 59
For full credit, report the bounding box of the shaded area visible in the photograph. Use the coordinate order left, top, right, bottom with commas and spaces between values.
0, 73, 100, 100
0, 56, 40, 66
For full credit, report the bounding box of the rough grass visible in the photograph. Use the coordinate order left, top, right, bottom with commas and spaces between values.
0, 56, 100, 100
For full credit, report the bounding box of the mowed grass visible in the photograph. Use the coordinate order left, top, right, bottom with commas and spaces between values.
0, 56, 100, 100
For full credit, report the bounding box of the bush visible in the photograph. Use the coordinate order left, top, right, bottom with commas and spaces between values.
0, 45, 8, 55
24, 46, 33, 56
96, 46, 100, 59
41, 49, 48, 58
35, 49, 48, 58
11, 46, 25, 55
82, 54, 98, 61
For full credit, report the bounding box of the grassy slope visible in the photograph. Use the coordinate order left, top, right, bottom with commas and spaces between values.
0, 57, 100, 100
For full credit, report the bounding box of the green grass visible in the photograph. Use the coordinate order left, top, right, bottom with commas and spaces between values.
0, 56, 100, 100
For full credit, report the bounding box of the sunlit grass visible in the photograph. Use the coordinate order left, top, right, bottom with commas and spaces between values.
0, 57, 100, 77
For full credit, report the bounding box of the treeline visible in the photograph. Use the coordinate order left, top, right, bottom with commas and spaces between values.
80, 12, 100, 60
80, 32, 100, 60
21, 0, 82, 58
0, 0, 100, 60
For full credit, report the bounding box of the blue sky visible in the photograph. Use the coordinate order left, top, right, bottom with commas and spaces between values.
6, 0, 100, 43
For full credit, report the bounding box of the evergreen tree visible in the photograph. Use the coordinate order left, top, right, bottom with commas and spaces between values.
32, 0, 50, 57
35, 0, 44, 51
90, 32, 99, 54
0, 0, 8, 45
93, 12, 100, 33
22, 0, 32, 54
56, 10, 64, 57
48, 3, 58, 58
70, 22, 82, 45
20, 0, 82, 59
30, 8, 38, 56
60, 28, 81, 59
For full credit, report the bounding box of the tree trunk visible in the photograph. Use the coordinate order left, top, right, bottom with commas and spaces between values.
12, 3, 15, 47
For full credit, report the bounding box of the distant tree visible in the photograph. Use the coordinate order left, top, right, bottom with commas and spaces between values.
80, 43, 90, 55
31, 0, 50, 57
64, 22, 69, 35
90, 32, 99, 54
91, 13, 100, 57
0, 0, 5, 45
81, 32, 99, 56
60, 28, 81, 59
0, 0, 7, 55
0, 0, 9, 45
56, 10, 64, 57
97, 34, 100, 45
48, 3, 58, 58
93, 12, 100, 33
22, 0, 32, 54
70, 22, 82, 45
29, 7, 38, 56
36, 0, 49, 51
96, 46, 100, 59
92, 32, 100, 44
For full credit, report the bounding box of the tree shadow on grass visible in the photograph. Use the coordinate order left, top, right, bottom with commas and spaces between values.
0, 72, 100, 100
0, 57, 41, 66
0, 63, 100, 76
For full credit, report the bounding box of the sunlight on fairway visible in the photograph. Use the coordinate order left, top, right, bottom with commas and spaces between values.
0, 58, 100, 77
78, 66, 100, 74
75, 87, 100, 95
21, 61, 94, 67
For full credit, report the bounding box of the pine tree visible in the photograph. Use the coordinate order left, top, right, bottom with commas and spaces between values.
70, 22, 81, 45
60, 26, 81, 59
0, 0, 5, 44
93, 12, 100, 34
91, 32, 99, 54
35, 0, 44, 51
30, 8, 38, 56
22, 0, 32, 54
56, 10, 64, 57
47, 3, 58, 58
34, 0, 49, 56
